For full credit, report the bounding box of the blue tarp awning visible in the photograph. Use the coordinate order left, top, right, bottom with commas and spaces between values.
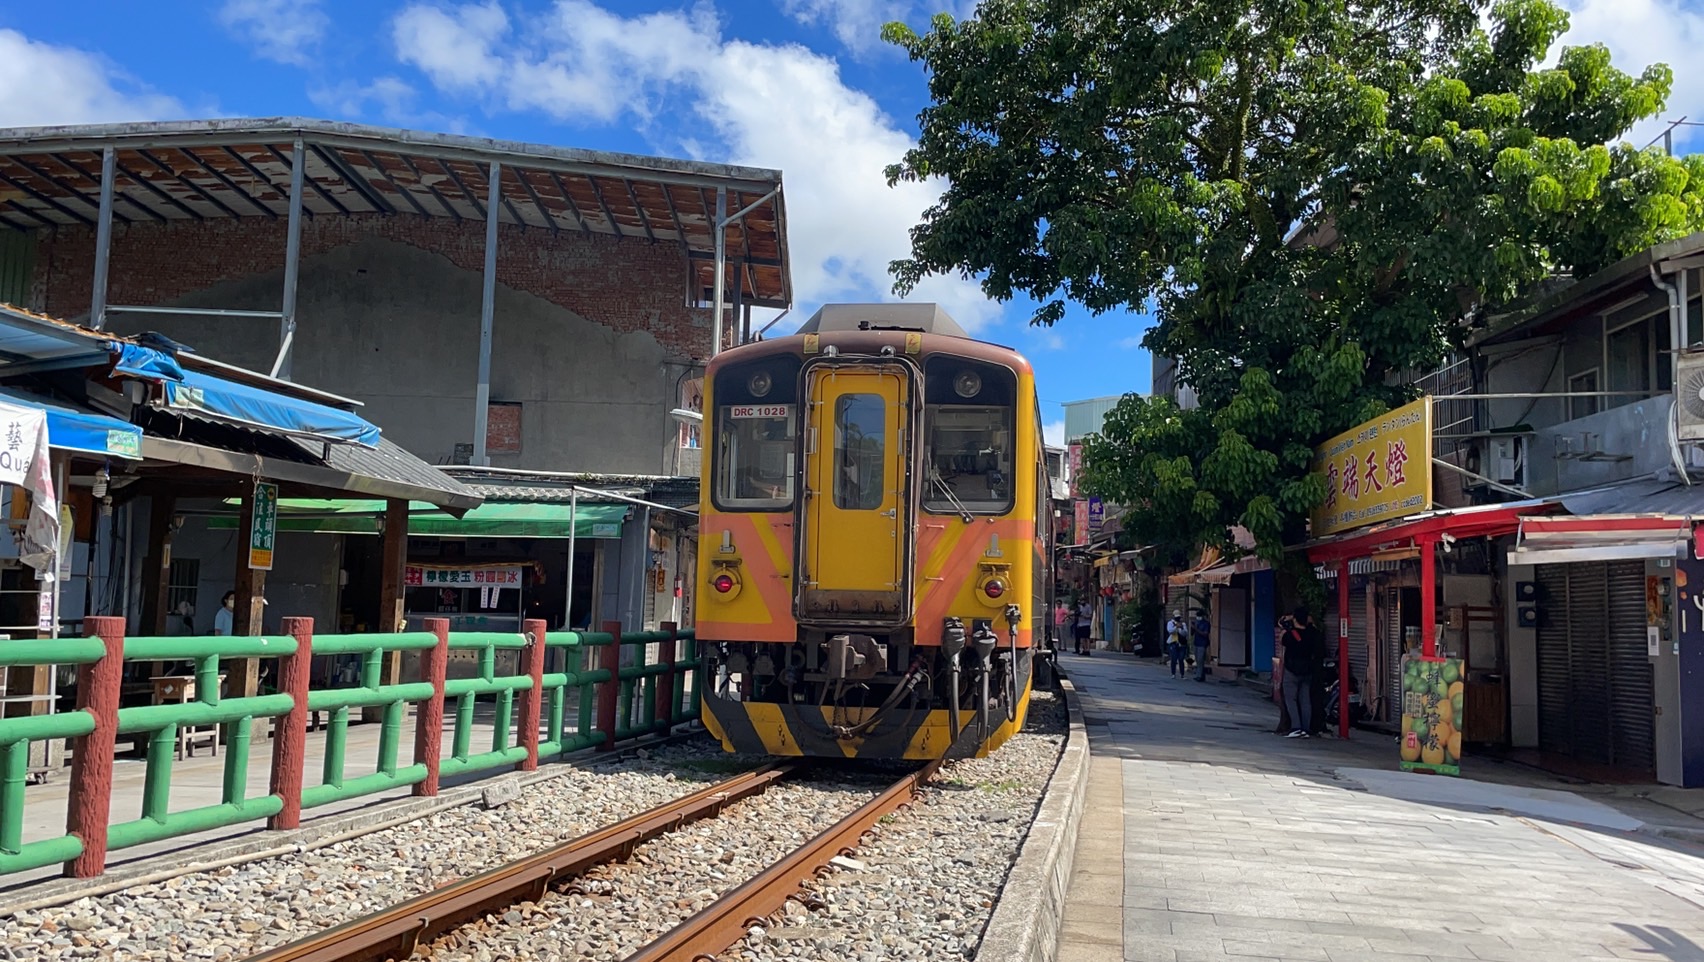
114, 344, 381, 447
0, 388, 142, 460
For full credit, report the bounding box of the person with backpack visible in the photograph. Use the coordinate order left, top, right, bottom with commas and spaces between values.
1279, 606, 1323, 737
1165, 610, 1188, 676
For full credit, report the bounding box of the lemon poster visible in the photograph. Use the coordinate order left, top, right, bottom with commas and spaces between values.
1400, 655, 1463, 775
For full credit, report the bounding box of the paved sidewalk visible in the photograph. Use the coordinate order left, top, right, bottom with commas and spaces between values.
1056, 652, 1704, 962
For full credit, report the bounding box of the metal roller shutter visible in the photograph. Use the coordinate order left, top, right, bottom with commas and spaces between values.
1565, 562, 1613, 765
1348, 581, 1369, 704
1385, 585, 1403, 724
1536, 565, 1571, 755
1606, 561, 1656, 773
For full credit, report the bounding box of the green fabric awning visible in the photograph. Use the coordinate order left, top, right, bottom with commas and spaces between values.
207, 499, 627, 538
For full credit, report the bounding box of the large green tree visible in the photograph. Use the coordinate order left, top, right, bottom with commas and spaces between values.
885, 0, 1704, 562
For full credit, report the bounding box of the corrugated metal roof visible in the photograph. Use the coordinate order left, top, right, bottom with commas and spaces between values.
1558, 477, 1704, 517
0, 117, 791, 309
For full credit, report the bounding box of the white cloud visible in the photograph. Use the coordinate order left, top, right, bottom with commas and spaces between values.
1554, 0, 1704, 149
778, 0, 981, 56
0, 29, 184, 127
1119, 335, 1145, 349
307, 76, 473, 133
1044, 420, 1065, 447
1036, 331, 1065, 350
390, 0, 1000, 330
218, 0, 329, 66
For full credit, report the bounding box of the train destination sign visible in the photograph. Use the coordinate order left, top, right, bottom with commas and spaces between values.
1309, 397, 1433, 538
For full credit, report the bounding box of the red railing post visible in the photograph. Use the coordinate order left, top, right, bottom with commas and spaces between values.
518, 618, 547, 772
597, 621, 622, 752
413, 618, 450, 796
66, 617, 124, 878
268, 617, 313, 830
656, 621, 678, 732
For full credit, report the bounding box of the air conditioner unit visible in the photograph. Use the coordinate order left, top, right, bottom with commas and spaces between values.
1675, 350, 1704, 441
1488, 436, 1525, 487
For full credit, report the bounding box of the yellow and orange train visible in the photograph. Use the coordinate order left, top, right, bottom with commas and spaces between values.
695, 304, 1048, 760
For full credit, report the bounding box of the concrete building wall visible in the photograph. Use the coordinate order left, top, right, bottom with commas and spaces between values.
29, 216, 717, 474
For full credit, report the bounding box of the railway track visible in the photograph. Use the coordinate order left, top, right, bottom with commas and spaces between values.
240, 759, 941, 962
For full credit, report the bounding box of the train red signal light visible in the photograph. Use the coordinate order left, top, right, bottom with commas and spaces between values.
984, 580, 1004, 599
713, 574, 736, 593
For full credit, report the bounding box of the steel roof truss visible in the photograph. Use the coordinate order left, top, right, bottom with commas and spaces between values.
175, 147, 277, 218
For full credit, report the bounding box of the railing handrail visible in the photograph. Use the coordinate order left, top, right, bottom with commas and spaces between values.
0, 617, 698, 881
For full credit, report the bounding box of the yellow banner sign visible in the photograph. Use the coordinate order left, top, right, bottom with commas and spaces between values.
1310, 397, 1432, 537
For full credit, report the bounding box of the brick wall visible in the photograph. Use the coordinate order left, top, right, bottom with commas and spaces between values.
30, 214, 732, 360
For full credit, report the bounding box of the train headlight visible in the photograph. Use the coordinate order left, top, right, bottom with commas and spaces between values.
714, 574, 735, 593
983, 580, 1005, 599
749, 371, 773, 397
953, 370, 982, 398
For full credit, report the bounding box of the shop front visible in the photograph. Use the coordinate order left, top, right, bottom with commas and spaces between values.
1505, 515, 1695, 782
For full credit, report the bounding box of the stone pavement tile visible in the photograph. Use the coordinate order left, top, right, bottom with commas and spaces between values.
1176, 953, 1277, 962
1122, 935, 1229, 960
1219, 939, 1328, 960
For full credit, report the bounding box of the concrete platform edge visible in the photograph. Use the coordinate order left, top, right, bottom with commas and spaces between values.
0, 727, 695, 918
974, 669, 1089, 962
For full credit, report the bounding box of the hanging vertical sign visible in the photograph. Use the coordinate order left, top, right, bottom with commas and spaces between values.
1073, 499, 1089, 545
1088, 496, 1105, 535
249, 481, 278, 571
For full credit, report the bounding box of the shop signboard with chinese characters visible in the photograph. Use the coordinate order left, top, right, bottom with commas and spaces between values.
248, 482, 277, 571
1073, 500, 1089, 545
1310, 397, 1433, 537
1067, 444, 1083, 498
406, 565, 525, 587
1088, 496, 1105, 535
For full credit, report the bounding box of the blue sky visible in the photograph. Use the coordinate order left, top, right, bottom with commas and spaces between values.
2, 0, 1696, 444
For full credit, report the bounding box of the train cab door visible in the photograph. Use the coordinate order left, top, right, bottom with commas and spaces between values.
796, 363, 914, 624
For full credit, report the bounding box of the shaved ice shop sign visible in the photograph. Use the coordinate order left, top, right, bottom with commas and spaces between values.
1310, 398, 1433, 538
406, 566, 523, 587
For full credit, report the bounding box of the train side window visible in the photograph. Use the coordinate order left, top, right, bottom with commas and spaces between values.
833, 393, 886, 510
923, 405, 1014, 514
716, 408, 795, 510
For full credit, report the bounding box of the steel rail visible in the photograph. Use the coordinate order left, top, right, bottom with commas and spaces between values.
622, 759, 944, 962
240, 764, 793, 962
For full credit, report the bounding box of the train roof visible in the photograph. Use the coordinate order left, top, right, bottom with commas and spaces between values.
795, 303, 969, 338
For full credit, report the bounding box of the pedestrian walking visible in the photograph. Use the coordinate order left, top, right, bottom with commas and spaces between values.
1279, 606, 1322, 738
1165, 610, 1187, 676
1074, 599, 1093, 655
1192, 609, 1211, 682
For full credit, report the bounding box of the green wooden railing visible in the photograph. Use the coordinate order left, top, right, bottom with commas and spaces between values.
0, 616, 700, 881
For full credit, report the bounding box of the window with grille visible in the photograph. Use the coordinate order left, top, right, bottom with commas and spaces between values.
167, 559, 200, 623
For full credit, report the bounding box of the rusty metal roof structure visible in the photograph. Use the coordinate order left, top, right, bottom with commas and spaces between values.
0, 117, 791, 309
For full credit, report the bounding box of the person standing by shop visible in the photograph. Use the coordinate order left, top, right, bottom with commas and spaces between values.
214, 591, 236, 636
1191, 609, 1212, 682
1165, 610, 1187, 676
1053, 600, 1071, 651
1280, 606, 1322, 737
1074, 599, 1093, 655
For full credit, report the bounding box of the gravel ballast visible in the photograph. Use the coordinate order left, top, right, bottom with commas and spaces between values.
6, 689, 1068, 962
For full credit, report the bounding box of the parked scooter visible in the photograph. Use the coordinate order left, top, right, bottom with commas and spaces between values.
1322, 656, 1366, 727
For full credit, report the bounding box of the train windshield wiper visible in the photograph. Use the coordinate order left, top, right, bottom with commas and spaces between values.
928, 467, 974, 524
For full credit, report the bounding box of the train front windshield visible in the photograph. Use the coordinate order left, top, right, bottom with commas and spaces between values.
717, 408, 795, 509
